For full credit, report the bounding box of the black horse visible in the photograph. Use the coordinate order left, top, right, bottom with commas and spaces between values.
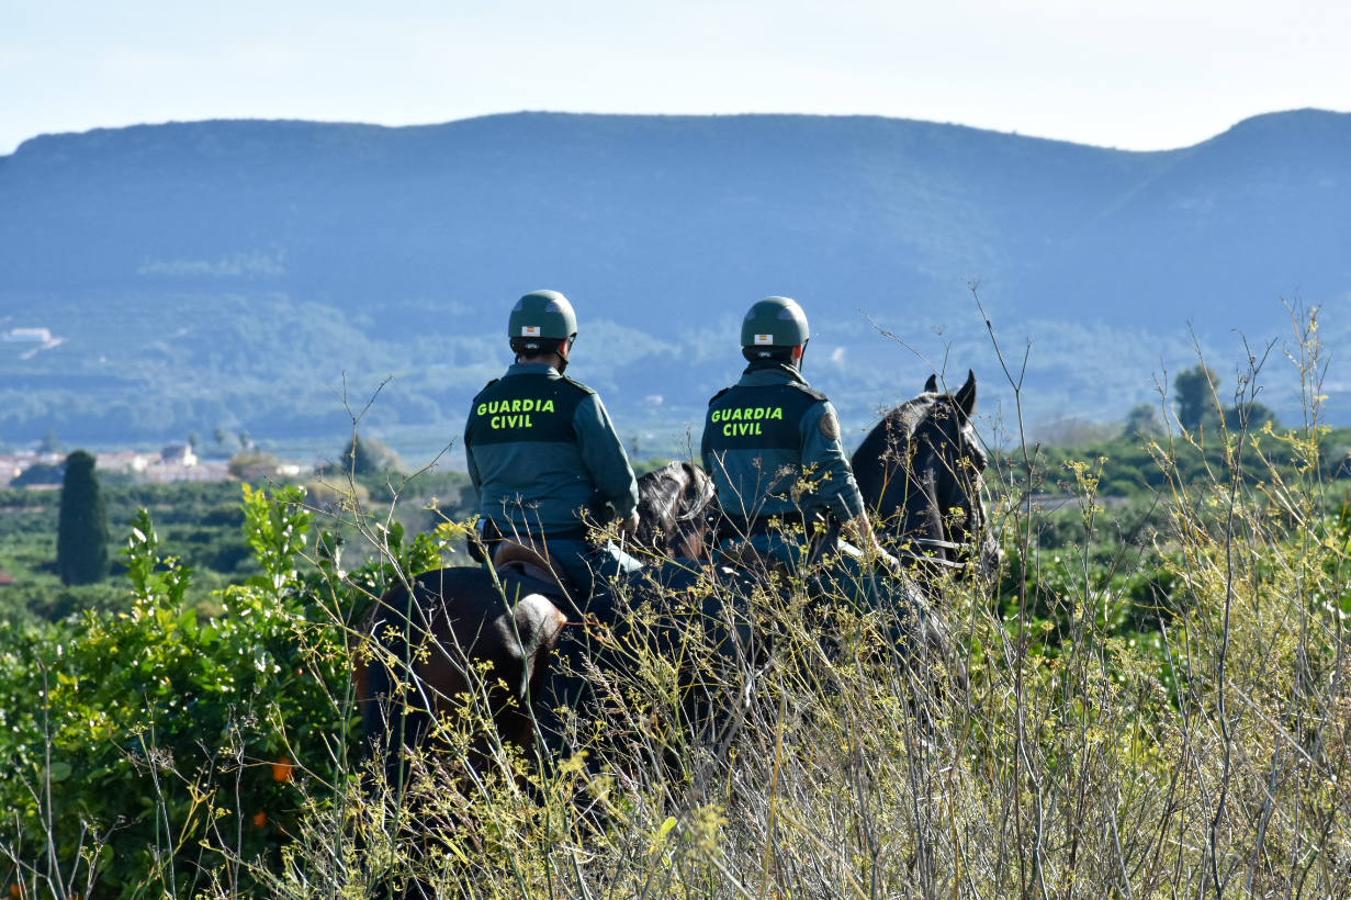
630, 460, 718, 560
852, 370, 1000, 580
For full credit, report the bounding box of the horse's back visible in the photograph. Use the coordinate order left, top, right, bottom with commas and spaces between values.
357, 565, 569, 762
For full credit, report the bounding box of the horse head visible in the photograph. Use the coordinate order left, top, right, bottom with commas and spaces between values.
852, 370, 999, 578
634, 461, 718, 560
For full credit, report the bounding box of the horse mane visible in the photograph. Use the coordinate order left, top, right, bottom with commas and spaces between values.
634, 461, 716, 556
851, 393, 944, 500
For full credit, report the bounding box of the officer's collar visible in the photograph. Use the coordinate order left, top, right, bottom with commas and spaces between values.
506, 361, 561, 377
742, 360, 806, 382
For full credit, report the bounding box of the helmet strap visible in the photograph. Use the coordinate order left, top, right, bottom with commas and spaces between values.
555, 336, 575, 374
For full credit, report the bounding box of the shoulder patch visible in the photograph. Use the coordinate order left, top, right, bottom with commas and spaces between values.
819, 407, 841, 441
557, 374, 596, 396
786, 381, 828, 402
708, 386, 733, 405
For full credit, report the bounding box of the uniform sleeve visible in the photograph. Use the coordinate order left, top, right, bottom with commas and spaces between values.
699, 415, 713, 476
463, 417, 482, 492
799, 400, 867, 521
573, 393, 640, 519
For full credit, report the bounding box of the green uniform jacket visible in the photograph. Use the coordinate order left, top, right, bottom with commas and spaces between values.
701, 361, 867, 527
465, 363, 639, 537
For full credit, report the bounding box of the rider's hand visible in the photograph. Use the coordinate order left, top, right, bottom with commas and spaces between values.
619, 510, 641, 537
858, 529, 903, 575
843, 514, 897, 570
876, 548, 904, 576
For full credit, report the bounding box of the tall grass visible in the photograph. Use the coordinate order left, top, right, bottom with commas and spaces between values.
254, 309, 1347, 897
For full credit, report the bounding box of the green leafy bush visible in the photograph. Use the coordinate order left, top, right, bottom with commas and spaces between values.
0, 485, 442, 896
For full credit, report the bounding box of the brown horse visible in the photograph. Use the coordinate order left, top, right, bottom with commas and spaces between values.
353, 462, 717, 781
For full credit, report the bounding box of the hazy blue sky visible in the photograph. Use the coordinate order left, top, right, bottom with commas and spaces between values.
4, 0, 1349, 154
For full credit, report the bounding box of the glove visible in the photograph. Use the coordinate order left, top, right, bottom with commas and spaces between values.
876, 549, 904, 576
842, 514, 897, 571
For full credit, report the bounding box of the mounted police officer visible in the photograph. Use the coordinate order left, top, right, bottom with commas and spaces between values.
464, 290, 641, 607
701, 296, 897, 571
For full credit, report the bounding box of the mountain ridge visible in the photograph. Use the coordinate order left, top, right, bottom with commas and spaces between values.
13, 107, 1344, 160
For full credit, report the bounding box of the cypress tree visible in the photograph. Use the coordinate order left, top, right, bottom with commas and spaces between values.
56, 450, 109, 585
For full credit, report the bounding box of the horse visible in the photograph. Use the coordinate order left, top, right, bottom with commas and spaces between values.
852, 369, 1000, 581
353, 462, 717, 785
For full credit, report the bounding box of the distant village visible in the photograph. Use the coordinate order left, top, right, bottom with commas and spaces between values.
0, 442, 310, 489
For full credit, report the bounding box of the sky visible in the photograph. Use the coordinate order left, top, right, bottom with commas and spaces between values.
3, 0, 1350, 155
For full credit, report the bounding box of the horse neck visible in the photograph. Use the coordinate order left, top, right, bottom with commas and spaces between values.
670, 522, 707, 560
899, 445, 947, 547
866, 406, 962, 560
855, 399, 929, 487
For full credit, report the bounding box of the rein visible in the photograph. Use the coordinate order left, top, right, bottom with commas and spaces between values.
890, 534, 969, 571
909, 536, 963, 551
673, 479, 716, 524
893, 548, 968, 571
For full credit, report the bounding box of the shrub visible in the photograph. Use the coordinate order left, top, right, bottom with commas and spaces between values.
0, 485, 443, 896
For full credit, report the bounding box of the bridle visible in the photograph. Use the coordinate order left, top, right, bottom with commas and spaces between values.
899, 537, 968, 570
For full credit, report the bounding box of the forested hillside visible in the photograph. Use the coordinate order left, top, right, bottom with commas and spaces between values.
2, 110, 1348, 447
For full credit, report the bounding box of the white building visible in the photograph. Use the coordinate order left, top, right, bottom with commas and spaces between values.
3, 328, 53, 344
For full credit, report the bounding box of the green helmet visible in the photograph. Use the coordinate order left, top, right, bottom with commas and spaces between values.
741, 296, 810, 348
508, 290, 579, 342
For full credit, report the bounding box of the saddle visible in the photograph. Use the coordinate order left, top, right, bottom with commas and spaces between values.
714, 513, 838, 577
491, 540, 575, 600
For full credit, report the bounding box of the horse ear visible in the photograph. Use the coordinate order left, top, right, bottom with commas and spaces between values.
955, 369, 977, 419
924, 373, 939, 393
